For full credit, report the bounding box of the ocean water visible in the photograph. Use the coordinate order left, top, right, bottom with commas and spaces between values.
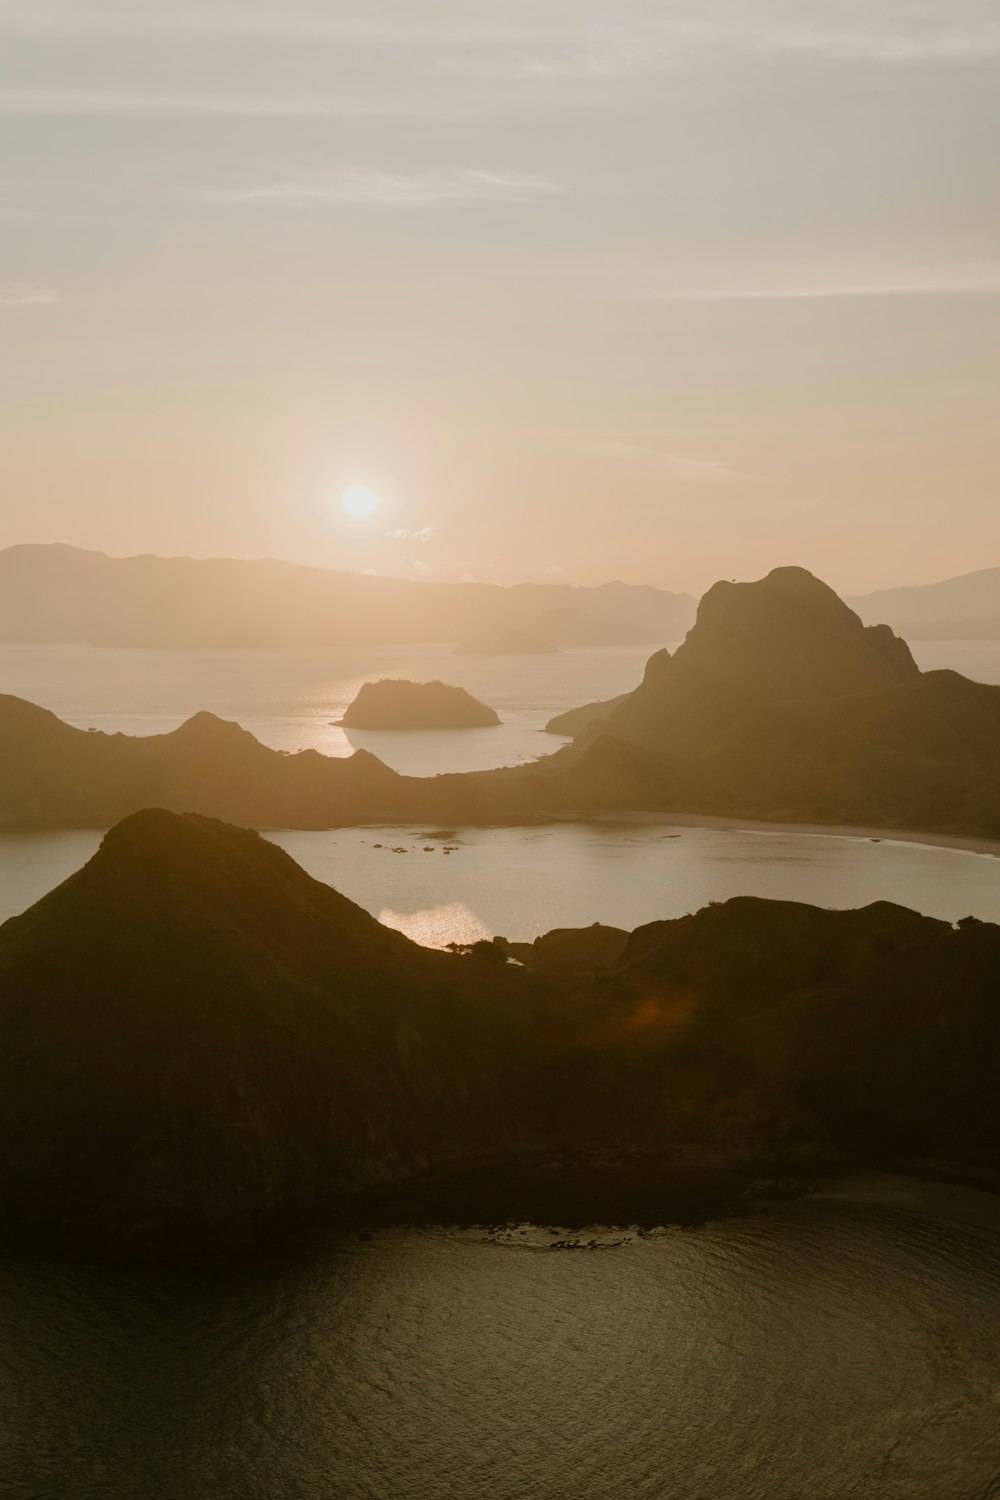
2, 1192, 999, 1499
1, 637, 996, 777
2, 820, 998, 941
0, 641, 653, 774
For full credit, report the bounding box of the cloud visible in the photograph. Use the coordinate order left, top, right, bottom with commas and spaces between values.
202, 168, 565, 208
0, 6, 547, 44
0, 88, 403, 119
590, 439, 751, 483
0, 283, 57, 306
648, 260, 1000, 302
5, 3, 998, 69
385, 526, 433, 541
411, 558, 433, 576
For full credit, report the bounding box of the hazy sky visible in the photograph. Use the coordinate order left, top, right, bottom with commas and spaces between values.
2, 0, 999, 594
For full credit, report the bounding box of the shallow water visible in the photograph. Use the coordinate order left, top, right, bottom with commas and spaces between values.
2, 1197, 998, 1499
2, 820, 998, 941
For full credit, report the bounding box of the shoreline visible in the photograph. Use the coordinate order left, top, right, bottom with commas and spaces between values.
563, 810, 1000, 859
4, 810, 1000, 862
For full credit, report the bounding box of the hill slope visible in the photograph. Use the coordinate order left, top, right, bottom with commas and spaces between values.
0, 811, 555, 1248
1, 813, 999, 1253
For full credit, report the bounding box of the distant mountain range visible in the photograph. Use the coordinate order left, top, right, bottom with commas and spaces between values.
5, 563, 1000, 841
849, 565, 1000, 639
5, 544, 1000, 647
0, 544, 694, 648
2, 808, 998, 1254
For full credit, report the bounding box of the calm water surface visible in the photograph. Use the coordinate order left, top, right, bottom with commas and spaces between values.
2, 1194, 999, 1499
1, 638, 995, 776
2, 821, 998, 941
0, 642, 653, 774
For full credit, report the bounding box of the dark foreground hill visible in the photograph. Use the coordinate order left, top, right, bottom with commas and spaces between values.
1, 810, 999, 1256
5, 566, 1000, 839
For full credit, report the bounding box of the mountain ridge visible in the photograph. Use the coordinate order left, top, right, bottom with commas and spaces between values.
0, 543, 693, 648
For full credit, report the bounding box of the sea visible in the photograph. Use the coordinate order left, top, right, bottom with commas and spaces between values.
2, 639, 1000, 1499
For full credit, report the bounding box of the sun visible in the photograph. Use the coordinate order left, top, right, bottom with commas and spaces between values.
339, 484, 381, 519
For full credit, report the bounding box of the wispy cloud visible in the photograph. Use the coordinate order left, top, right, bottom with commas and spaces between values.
4, 3, 998, 68
648, 260, 1000, 303
202, 168, 565, 207
589, 439, 751, 483
0, 88, 404, 119
0, 6, 547, 44
385, 526, 433, 541
0, 283, 57, 306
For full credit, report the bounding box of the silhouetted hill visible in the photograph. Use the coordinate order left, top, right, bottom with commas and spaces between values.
546, 567, 1000, 838
0, 694, 416, 826
849, 564, 1000, 639
339, 679, 500, 729
544, 692, 632, 736
6, 566, 1000, 839
0, 812, 556, 1249
2, 815, 999, 1253
593, 567, 919, 757
0, 544, 694, 648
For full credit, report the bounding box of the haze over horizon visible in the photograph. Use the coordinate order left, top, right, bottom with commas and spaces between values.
3, 0, 999, 595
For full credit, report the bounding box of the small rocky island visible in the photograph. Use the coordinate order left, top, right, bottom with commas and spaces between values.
454, 626, 557, 655
339, 678, 501, 729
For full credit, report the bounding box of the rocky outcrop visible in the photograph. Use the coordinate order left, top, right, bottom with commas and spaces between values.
339, 679, 500, 729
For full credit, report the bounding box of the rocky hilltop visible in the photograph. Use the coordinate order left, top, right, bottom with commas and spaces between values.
339, 679, 500, 729
1, 810, 999, 1255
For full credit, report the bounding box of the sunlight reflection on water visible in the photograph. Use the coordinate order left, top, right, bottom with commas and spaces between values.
377, 903, 494, 948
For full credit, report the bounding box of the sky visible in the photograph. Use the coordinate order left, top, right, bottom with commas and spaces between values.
1, 0, 999, 596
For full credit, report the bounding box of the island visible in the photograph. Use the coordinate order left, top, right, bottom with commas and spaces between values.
5, 565, 1000, 841
338, 678, 501, 730
454, 626, 557, 655
1, 807, 998, 1257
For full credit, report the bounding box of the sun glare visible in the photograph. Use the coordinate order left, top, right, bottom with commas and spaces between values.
339, 484, 381, 519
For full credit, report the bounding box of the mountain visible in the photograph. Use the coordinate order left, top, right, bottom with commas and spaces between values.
0, 811, 556, 1250
2, 811, 999, 1254
849, 564, 1000, 639
6, 565, 1000, 839
338, 679, 500, 729
548, 566, 1000, 837
591, 567, 919, 758
0, 544, 695, 648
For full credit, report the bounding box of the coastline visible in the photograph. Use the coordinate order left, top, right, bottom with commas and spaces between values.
560, 810, 1000, 859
